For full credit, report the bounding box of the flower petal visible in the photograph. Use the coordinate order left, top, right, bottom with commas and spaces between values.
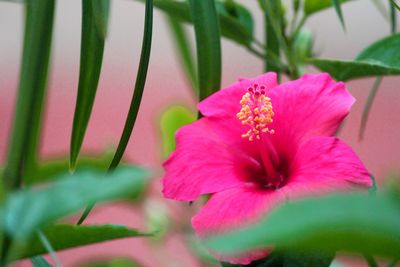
192, 186, 284, 264
198, 72, 278, 118
285, 136, 372, 197
268, 73, 354, 158
162, 119, 247, 201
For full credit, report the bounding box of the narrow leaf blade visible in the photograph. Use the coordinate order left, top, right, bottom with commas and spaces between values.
3, 0, 55, 189
189, 0, 222, 101
166, 16, 198, 92
108, 0, 153, 170
359, 77, 382, 140
331, 0, 346, 30
304, 0, 351, 16
70, 0, 110, 170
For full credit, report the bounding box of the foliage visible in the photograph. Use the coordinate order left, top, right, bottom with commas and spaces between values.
0, 0, 399, 266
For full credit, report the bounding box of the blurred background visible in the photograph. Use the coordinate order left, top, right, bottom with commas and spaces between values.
1, 0, 399, 266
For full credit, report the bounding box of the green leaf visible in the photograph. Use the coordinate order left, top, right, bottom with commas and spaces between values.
304, 0, 351, 16
34, 231, 61, 266
160, 105, 196, 158
355, 33, 400, 65
78, 258, 141, 267
165, 16, 198, 92
9, 224, 150, 261
30, 256, 52, 267
263, 0, 281, 74
307, 58, 400, 81
2, 167, 148, 240
3, 0, 55, 190
331, 0, 346, 30
205, 191, 400, 258
27, 152, 117, 185
308, 33, 400, 80
359, 77, 382, 141
189, 0, 222, 101
390, 0, 400, 12
389, 0, 397, 34
70, 0, 110, 170
221, 250, 334, 267
108, 0, 153, 170
145, 0, 254, 47
216, 1, 254, 46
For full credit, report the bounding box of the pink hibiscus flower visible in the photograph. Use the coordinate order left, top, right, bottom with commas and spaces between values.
162, 73, 371, 264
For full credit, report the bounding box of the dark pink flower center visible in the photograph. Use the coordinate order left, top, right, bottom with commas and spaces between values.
237, 84, 287, 189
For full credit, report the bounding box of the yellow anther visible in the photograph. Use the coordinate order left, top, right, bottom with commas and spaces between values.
236, 85, 275, 141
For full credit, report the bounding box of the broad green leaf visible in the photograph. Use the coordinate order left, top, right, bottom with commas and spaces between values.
160, 106, 196, 157
308, 58, 400, 81
108, 0, 153, 170
2, 167, 148, 240
70, 0, 110, 170
165, 17, 198, 92
143, 0, 254, 47
355, 33, 400, 65
308, 33, 400, 80
331, 0, 346, 30
27, 152, 117, 185
9, 224, 150, 261
189, 0, 222, 101
205, 191, 400, 258
304, 0, 351, 16
3, 0, 55, 190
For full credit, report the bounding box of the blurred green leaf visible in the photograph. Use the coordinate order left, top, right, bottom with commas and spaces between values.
390, 0, 400, 11
304, 0, 351, 16
30, 256, 52, 267
108, 0, 153, 170
166, 16, 198, 92
78, 258, 141, 267
2, 167, 148, 240
160, 105, 195, 158
294, 30, 313, 74
189, 0, 222, 101
221, 250, 334, 267
9, 224, 150, 261
145, 0, 254, 47
331, 0, 346, 30
205, 191, 400, 258
27, 152, 117, 185
3, 0, 55, 190
70, 0, 110, 170
308, 33, 400, 80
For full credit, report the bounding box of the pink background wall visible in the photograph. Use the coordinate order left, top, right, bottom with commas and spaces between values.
1, 0, 399, 266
